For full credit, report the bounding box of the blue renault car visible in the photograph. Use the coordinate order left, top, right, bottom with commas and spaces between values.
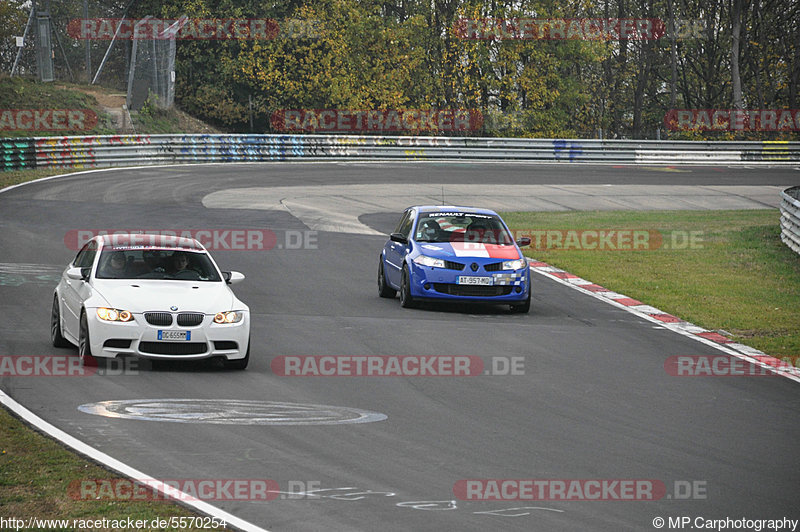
378, 206, 532, 312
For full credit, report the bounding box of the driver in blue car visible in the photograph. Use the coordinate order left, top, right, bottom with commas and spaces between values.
417, 219, 442, 242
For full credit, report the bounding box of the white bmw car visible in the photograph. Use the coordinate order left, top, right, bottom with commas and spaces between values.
51, 234, 251, 369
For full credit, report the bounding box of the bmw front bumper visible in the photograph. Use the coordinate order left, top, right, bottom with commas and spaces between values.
86, 310, 250, 361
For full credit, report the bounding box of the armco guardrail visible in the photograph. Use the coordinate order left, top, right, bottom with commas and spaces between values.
1, 138, 37, 171
2, 134, 799, 171
780, 186, 800, 256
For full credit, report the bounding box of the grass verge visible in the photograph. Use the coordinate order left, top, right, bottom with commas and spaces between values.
0, 76, 116, 137
1, 76, 221, 137
0, 167, 78, 191
0, 406, 231, 530
0, 167, 236, 531
502, 209, 800, 359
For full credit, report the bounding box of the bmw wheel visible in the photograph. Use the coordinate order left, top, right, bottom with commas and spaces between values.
78, 312, 97, 366
223, 337, 250, 370
51, 295, 70, 348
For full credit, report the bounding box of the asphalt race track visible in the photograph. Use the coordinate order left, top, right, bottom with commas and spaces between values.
1, 162, 799, 531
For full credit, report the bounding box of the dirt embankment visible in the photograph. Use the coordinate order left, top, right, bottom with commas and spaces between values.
61, 84, 220, 134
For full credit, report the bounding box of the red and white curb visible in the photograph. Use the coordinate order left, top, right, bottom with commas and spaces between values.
528, 261, 800, 384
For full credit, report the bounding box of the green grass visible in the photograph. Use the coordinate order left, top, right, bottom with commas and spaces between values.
129, 95, 222, 134
0, 201, 794, 526
502, 210, 800, 358
0, 76, 115, 137
131, 107, 185, 134
0, 407, 231, 531
1, 166, 241, 531
0, 167, 76, 190
1, 75, 221, 140
0, 77, 98, 112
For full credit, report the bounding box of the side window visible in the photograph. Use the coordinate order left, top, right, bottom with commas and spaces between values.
75, 241, 98, 269
396, 210, 415, 239
72, 242, 89, 267
393, 211, 411, 235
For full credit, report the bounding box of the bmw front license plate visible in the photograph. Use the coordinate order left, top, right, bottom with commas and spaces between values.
158, 330, 190, 341
457, 276, 493, 286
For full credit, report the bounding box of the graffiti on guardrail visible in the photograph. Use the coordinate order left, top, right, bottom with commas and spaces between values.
3, 134, 799, 172
1, 138, 36, 171
553, 140, 583, 161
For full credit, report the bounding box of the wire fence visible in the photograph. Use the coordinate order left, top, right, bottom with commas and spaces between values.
127, 17, 181, 110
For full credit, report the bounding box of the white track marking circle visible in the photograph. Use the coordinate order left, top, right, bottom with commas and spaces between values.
78, 399, 387, 425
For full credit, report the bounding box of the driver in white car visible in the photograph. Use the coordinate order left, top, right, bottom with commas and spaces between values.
171, 251, 191, 273
99, 251, 128, 278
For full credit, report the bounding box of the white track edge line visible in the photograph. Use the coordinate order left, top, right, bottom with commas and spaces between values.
0, 389, 270, 532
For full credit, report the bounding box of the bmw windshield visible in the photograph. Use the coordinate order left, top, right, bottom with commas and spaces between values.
95, 248, 222, 282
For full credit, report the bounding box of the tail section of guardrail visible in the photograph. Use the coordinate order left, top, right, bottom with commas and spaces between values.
780, 186, 800, 256
1, 137, 37, 171
1, 134, 799, 171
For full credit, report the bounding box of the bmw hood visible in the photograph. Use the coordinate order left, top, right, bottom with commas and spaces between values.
415, 242, 522, 260
91, 280, 241, 313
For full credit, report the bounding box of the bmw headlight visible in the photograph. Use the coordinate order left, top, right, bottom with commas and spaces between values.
413, 255, 445, 268
214, 311, 243, 324
97, 308, 133, 322
502, 258, 527, 271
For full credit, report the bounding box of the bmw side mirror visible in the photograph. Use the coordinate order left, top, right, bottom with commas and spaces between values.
390, 233, 408, 244
67, 267, 88, 281
516, 237, 531, 248
223, 271, 245, 284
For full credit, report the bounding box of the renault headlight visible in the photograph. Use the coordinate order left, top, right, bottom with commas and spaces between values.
413, 255, 445, 268
502, 258, 527, 271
